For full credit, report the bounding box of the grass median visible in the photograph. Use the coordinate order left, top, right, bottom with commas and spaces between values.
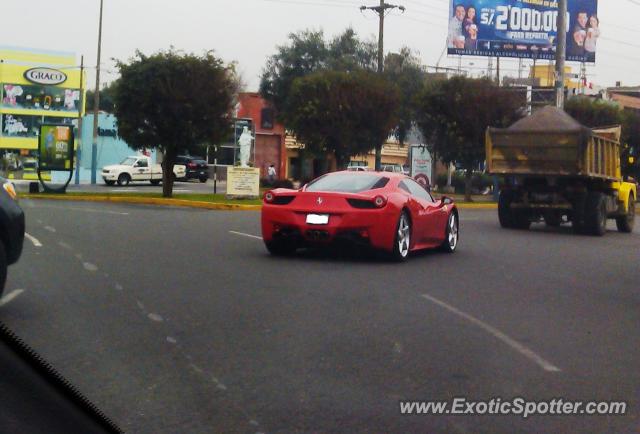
21, 191, 264, 209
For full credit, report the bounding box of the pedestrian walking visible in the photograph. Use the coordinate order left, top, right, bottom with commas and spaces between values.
267, 164, 277, 185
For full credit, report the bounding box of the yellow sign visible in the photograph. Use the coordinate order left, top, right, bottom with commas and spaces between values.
227, 167, 260, 198
630, 157, 635, 164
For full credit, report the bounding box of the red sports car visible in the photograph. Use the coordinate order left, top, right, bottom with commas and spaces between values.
261, 171, 459, 261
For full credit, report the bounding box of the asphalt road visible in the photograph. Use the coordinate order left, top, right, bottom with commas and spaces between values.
1, 199, 639, 433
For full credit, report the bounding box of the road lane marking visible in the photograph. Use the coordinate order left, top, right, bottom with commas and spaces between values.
0, 289, 24, 307
25, 233, 42, 247
44, 225, 56, 233
229, 230, 262, 240
57, 241, 72, 250
83, 262, 98, 272
166, 336, 177, 344
148, 313, 163, 322
419, 293, 561, 373
115, 283, 123, 291
34, 204, 130, 216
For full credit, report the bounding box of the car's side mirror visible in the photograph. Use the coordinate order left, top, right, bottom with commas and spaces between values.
440, 196, 454, 205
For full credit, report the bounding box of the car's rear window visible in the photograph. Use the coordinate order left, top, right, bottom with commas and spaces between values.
306, 173, 389, 193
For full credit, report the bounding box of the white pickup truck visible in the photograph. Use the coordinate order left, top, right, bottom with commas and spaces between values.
101, 156, 186, 186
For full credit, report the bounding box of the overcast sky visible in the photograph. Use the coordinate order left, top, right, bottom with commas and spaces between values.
2, 0, 639, 90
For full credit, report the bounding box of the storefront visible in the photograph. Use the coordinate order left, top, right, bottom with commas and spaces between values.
0, 47, 84, 179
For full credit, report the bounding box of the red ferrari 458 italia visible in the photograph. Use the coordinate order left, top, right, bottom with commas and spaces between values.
261, 171, 459, 261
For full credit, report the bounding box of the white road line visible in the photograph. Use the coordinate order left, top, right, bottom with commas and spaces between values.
0, 289, 25, 307
419, 293, 561, 373
229, 230, 262, 240
44, 226, 56, 233
35, 204, 129, 216
25, 233, 42, 247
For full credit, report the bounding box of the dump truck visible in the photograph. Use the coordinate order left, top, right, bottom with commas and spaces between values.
486, 106, 637, 235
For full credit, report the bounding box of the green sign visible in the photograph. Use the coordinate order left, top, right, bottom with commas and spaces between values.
38, 124, 74, 171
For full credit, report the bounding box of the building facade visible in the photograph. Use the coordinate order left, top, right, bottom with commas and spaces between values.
0, 47, 84, 161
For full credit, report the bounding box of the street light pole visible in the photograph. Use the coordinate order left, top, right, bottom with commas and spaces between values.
361, 1, 405, 171
90, 0, 104, 184
74, 55, 84, 185
555, 0, 567, 108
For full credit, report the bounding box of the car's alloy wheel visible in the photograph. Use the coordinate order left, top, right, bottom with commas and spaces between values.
441, 212, 459, 253
447, 213, 458, 251
393, 212, 411, 261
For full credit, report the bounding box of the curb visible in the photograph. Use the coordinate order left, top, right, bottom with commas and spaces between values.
21, 194, 262, 211
23, 193, 497, 211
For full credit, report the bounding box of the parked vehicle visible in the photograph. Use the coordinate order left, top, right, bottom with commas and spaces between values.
176, 155, 209, 183
381, 163, 404, 174
0, 178, 24, 295
487, 106, 637, 235
261, 171, 458, 261
101, 156, 186, 186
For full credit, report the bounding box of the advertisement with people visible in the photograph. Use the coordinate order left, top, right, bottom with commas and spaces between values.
447, 0, 599, 62
38, 124, 74, 171
410, 144, 432, 189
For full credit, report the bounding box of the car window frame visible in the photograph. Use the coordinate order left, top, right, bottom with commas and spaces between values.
403, 178, 434, 203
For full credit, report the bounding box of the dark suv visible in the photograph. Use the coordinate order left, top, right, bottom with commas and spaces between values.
176, 156, 209, 183
0, 178, 24, 295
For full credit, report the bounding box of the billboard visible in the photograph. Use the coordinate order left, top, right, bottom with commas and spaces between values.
447, 0, 599, 62
410, 145, 433, 188
38, 124, 74, 171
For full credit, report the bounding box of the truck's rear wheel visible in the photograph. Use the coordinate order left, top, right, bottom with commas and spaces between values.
584, 191, 607, 236
511, 209, 531, 229
117, 173, 131, 186
616, 194, 635, 233
498, 190, 513, 228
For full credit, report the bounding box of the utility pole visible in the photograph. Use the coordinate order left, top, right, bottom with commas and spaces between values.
74, 55, 84, 185
361, 0, 405, 171
91, 0, 104, 184
555, 0, 567, 108
496, 57, 500, 85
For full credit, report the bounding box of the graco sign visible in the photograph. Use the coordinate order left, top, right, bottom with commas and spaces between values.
23, 68, 67, 85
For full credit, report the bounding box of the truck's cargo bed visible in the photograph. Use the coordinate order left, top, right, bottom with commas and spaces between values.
486, 106, 621, 181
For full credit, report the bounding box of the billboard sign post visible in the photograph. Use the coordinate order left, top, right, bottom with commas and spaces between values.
446, 0, 598, 63
37, 124, 75, 193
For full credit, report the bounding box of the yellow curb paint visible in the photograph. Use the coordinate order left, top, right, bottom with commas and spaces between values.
22, 194, 262, 211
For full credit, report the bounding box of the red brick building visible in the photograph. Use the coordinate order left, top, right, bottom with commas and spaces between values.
236, 93, 286, 180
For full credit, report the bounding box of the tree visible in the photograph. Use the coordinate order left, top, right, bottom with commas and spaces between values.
565, 96, 639, 178
384, 47, 427, 144
259, 28, 377, 120
85, 80, 119, 113
113, 49, 237, 197
416, 77, 524, 201
286, 70, 399, 169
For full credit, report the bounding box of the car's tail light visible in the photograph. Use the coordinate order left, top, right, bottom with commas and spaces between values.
373, 195, 387, 208
3, 182, 17, 200
187, 162, 197, 168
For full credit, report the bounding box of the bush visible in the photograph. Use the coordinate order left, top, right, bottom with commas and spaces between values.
260, 178, 294, 189
436, 171, 493, 194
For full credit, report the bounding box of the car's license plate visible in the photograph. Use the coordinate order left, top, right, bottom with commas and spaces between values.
306, 214, 329, 225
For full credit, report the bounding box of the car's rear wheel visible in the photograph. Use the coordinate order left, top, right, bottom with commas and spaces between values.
199, 177, 207, 183
117, 173, 131, 186
392, 211, 411, 262
616, 194, 635, 233
150, 180, 161, 186
544, 212, 562, 227
441, 212, 459, 253
265, 240, 296, 256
